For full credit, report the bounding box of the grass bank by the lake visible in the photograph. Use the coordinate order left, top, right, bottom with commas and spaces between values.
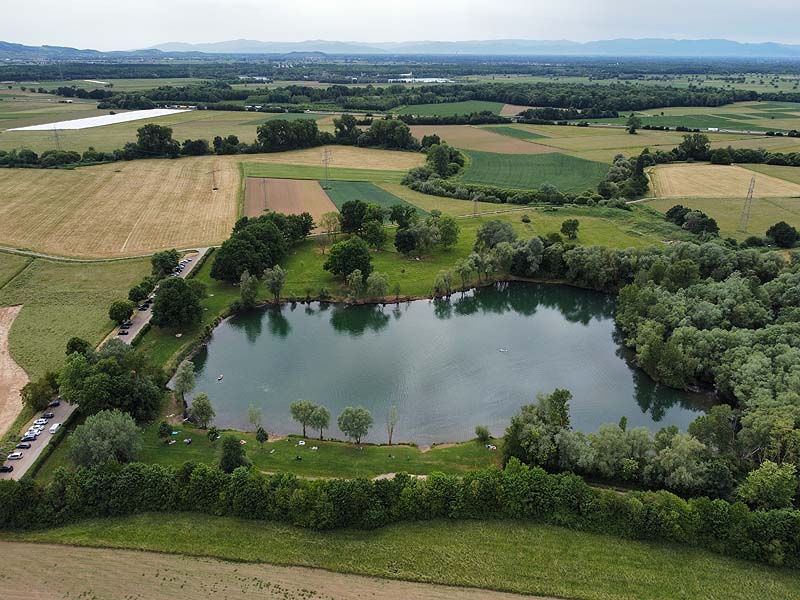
4, 513, 797, 600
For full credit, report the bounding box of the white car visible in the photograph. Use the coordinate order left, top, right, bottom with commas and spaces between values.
49, 423, 62, 434
7, 451, 23, 460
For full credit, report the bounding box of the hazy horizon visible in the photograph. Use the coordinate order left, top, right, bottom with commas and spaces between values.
2, 0, 800, 51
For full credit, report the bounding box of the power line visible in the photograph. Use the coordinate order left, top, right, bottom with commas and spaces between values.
321, 148, 332, 189
737, 176, 756, 233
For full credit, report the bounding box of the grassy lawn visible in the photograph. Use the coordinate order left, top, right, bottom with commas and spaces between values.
460, 150, 609, 192
482, 125, 547, 141
395, 100, 504, 116
743, 163, 800, 185
322, 181, 426, 215
5, 513, 797, 600
36, 424, 501, 482
243, 162, 406, 184
0, 253, 150, 379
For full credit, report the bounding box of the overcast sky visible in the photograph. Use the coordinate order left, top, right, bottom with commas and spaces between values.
3, 0, 800, 50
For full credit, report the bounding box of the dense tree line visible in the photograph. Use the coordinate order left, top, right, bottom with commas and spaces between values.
211, 212, 314, 283
0, 459, 797, 567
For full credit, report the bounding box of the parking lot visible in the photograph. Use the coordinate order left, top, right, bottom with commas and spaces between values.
0, 399, 76, 480
114, 248, 207, 344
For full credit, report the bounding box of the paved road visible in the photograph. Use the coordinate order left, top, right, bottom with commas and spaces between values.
114, 248, 209, 345
0, 399, 76, 481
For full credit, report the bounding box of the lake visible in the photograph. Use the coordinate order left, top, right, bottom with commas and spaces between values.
191, 282, 708, 444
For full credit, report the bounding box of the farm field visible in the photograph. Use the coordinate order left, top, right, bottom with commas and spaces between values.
583, 101, 800, 132
245, 145, 424, 171
499, 103, 534, 116
323, 180, 425, 214
0, 157, 239, 258
744, 163, 800, 185
0, 104, 323, 152
411, 124, 555, 154
649, 163, 800, 198
483, 125, 547, 141
459, 150, 609, 192
243, 177, 337, 222
395, 100, 504, 116
0, 542, 532, 600
10, 78, 209, 92
243, 162, 408, 184
645, 196, 800, 240
0, 253, 149, 379
377, 183, 514, 215
7, 514, 798, 600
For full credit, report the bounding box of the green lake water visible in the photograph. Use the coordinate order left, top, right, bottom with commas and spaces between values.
191, 282, 708, 444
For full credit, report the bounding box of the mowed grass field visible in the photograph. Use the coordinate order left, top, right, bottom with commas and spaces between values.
244, 163, 408, 184
0, 157, 240, 258
395, 100, 504, 116
0, 541, 529, 600
6, 514, 798, 600
460, 150, 609, 192
0, 253, 149, 378
649, 163, 800, 198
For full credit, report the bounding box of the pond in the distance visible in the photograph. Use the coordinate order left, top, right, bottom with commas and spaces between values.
191, 282, 709, 444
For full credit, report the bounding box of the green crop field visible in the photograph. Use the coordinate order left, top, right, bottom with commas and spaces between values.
395, 101, 504, 117
243, 162, 406, 183
482, 125, 547, 141
460, 150, 609, 192
0, 253, 149, 379
322, 181, 426, 215
6, 514, 798, 600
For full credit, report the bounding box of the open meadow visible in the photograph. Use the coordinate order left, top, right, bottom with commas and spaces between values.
5, 514, 798, 600
0, 253, 149, 379
411, 124, 556, 154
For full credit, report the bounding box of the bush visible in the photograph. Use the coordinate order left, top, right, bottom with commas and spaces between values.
475, 425, 491, 444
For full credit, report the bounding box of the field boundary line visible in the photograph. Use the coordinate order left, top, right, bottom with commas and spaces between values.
0, 246, 217, 264
0, 257, 34, 292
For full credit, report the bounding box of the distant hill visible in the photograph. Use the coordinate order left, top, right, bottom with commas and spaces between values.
3, 37, 800, 59
148, 38, 800, 58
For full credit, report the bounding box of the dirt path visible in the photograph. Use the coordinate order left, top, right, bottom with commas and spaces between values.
0, 306, 28, 438
0, 541, 553, 600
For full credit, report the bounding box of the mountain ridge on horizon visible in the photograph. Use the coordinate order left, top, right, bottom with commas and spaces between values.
3, 37, 800, 59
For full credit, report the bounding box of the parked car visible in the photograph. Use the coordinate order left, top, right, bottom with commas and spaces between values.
34, 418, 48, 425
7, 452, 23, 460
21, 435, 37, 443
16, 442, 31, 449
118, 330, 129, 336
42, 412, 55, 419
49, 399, 61, 407
49, 423, 62, 434
0, 465, 13, 473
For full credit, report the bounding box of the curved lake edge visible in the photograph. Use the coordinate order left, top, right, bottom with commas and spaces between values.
178, 280, 716, 443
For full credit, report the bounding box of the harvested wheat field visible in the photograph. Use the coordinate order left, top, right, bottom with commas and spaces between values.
410, 125, 556, 154
247, 145, 424, 171
500, 103, 535, 116
244, 178, 337, 224
0, 306, 27, 438
0, 156, 239, 258
0, 542, 549, 600
650, 163, 800, 198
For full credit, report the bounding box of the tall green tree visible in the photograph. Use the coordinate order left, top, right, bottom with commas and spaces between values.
324, 236, 372, 279
239, 269, 259, 309
290, 400, 317, 437
219, 435, 251, 473
263, 265, 287, 303
173, 361, 196, 405
108, 300, 135, 325
150, 278, 202, 328
151, 249, 180, 278
190, 393, 215, 429
338, 407, 373, 444
68, 409, 142, 468
309, 405, 331, 440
